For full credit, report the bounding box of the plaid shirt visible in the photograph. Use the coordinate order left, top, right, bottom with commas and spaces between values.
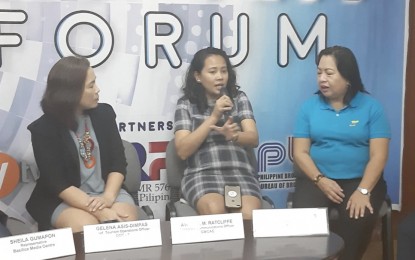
174, 91, 256, 176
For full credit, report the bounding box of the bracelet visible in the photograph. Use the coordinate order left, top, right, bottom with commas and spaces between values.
231, 133, 239, 143
313, 174, 325, 184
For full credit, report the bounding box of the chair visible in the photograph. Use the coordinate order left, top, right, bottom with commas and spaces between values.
165, 138, 275, 221
0, 211, 11, 237
0, 141, 153, 235
122, 140, 154, 220
286, 165, 393, 260
380, 195, 393, 260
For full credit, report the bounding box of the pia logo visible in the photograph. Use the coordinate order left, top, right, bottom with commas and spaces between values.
0, 153, 20, 198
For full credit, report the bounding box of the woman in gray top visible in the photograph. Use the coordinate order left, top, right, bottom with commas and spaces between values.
27, 56, 138, 232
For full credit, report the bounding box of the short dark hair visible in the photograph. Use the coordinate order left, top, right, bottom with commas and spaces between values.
182, 47, 239, 113
316, 45, 368, 104
41, 56, 90, 130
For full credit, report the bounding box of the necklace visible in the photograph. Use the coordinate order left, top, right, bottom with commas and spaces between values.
77, 118, 96, 169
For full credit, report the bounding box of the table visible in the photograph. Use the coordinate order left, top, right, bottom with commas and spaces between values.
66, 220, 344, 260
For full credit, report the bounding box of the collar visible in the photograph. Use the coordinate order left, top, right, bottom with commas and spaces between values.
318, 92, 363, 111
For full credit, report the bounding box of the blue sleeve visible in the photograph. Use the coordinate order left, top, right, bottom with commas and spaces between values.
293, 101, 310, 138
369, 100, 391, 139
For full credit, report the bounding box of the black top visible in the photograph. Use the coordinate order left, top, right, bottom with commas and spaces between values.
26, 103, 126, 230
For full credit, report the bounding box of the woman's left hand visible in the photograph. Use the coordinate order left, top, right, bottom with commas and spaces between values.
346, 191, 373, 219
210, 117, 240, 141
94, 207, 129, 223
86, 195, 114, 212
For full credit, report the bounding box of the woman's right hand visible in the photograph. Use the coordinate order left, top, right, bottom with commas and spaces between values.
212, 94, 233, 119
317, 177, 345, 204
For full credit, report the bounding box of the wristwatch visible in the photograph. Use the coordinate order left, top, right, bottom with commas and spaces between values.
357, 187, 371, 196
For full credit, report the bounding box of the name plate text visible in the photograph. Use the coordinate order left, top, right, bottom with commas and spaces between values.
83, 219, 162, 253
0, 228, 75, 260
170, 213, 244, 244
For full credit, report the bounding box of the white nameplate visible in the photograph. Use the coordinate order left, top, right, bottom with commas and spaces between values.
83, 219, 162, 253
252, 208, 329, 237
255, 235, 329, 258
0, 228, 75, 260
170, 213, 244, 244
172, 237, 244, 259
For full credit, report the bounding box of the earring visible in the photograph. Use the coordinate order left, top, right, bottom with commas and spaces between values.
196, 79, 201, 82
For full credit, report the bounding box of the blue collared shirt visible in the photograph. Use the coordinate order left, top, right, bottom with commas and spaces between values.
293, 92, 391, 179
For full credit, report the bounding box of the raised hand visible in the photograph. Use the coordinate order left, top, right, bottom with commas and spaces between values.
210, 117, 240, 141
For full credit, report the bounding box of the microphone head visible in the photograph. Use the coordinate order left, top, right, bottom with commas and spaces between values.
220, 86, 228, 96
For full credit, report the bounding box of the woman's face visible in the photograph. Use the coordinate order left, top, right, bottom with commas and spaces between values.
79, 67, 100, 112
194, 54, 229, 100
317, 55, 349, 103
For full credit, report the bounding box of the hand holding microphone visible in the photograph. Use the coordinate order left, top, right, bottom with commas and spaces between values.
219, 86, 232, 120
211, 86, 240, 140
212, 86, 232, 126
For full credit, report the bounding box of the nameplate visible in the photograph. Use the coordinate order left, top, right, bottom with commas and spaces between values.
170, 213, 244, 244
83, 219, 162, 253
0, 228, 75, 260
252, 208, 329, 237
172, 237, 244, 259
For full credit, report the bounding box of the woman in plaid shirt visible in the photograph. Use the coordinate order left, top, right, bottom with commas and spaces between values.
173, 47, 261, 220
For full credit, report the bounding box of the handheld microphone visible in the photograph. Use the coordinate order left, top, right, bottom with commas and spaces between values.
219, 86, 228, 96
220, 86, 231, 120
215, 86, 230, 127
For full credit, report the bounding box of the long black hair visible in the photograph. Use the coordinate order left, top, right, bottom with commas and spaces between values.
182, 47, 239, 113
316, 45, 368, 104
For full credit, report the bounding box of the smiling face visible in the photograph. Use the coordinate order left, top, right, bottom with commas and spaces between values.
78, 67, 100, 112
317, 55, 349, 104
194, 54, 229, 101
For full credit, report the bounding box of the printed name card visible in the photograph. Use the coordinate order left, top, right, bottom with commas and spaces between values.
0, 228, 75, 260
170, 213, 244, 244
83, 219, 162, 253
252, 208, 329, 237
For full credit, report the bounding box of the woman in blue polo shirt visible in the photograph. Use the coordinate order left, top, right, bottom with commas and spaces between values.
292, 46, 390, 260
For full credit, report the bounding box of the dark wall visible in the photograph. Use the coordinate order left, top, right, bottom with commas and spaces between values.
400, 0, 415, 217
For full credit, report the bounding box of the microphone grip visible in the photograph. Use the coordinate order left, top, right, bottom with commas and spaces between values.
220, 87, 231, 120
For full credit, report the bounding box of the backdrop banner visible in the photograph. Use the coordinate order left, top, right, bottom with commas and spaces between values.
0, 0, 407, 229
